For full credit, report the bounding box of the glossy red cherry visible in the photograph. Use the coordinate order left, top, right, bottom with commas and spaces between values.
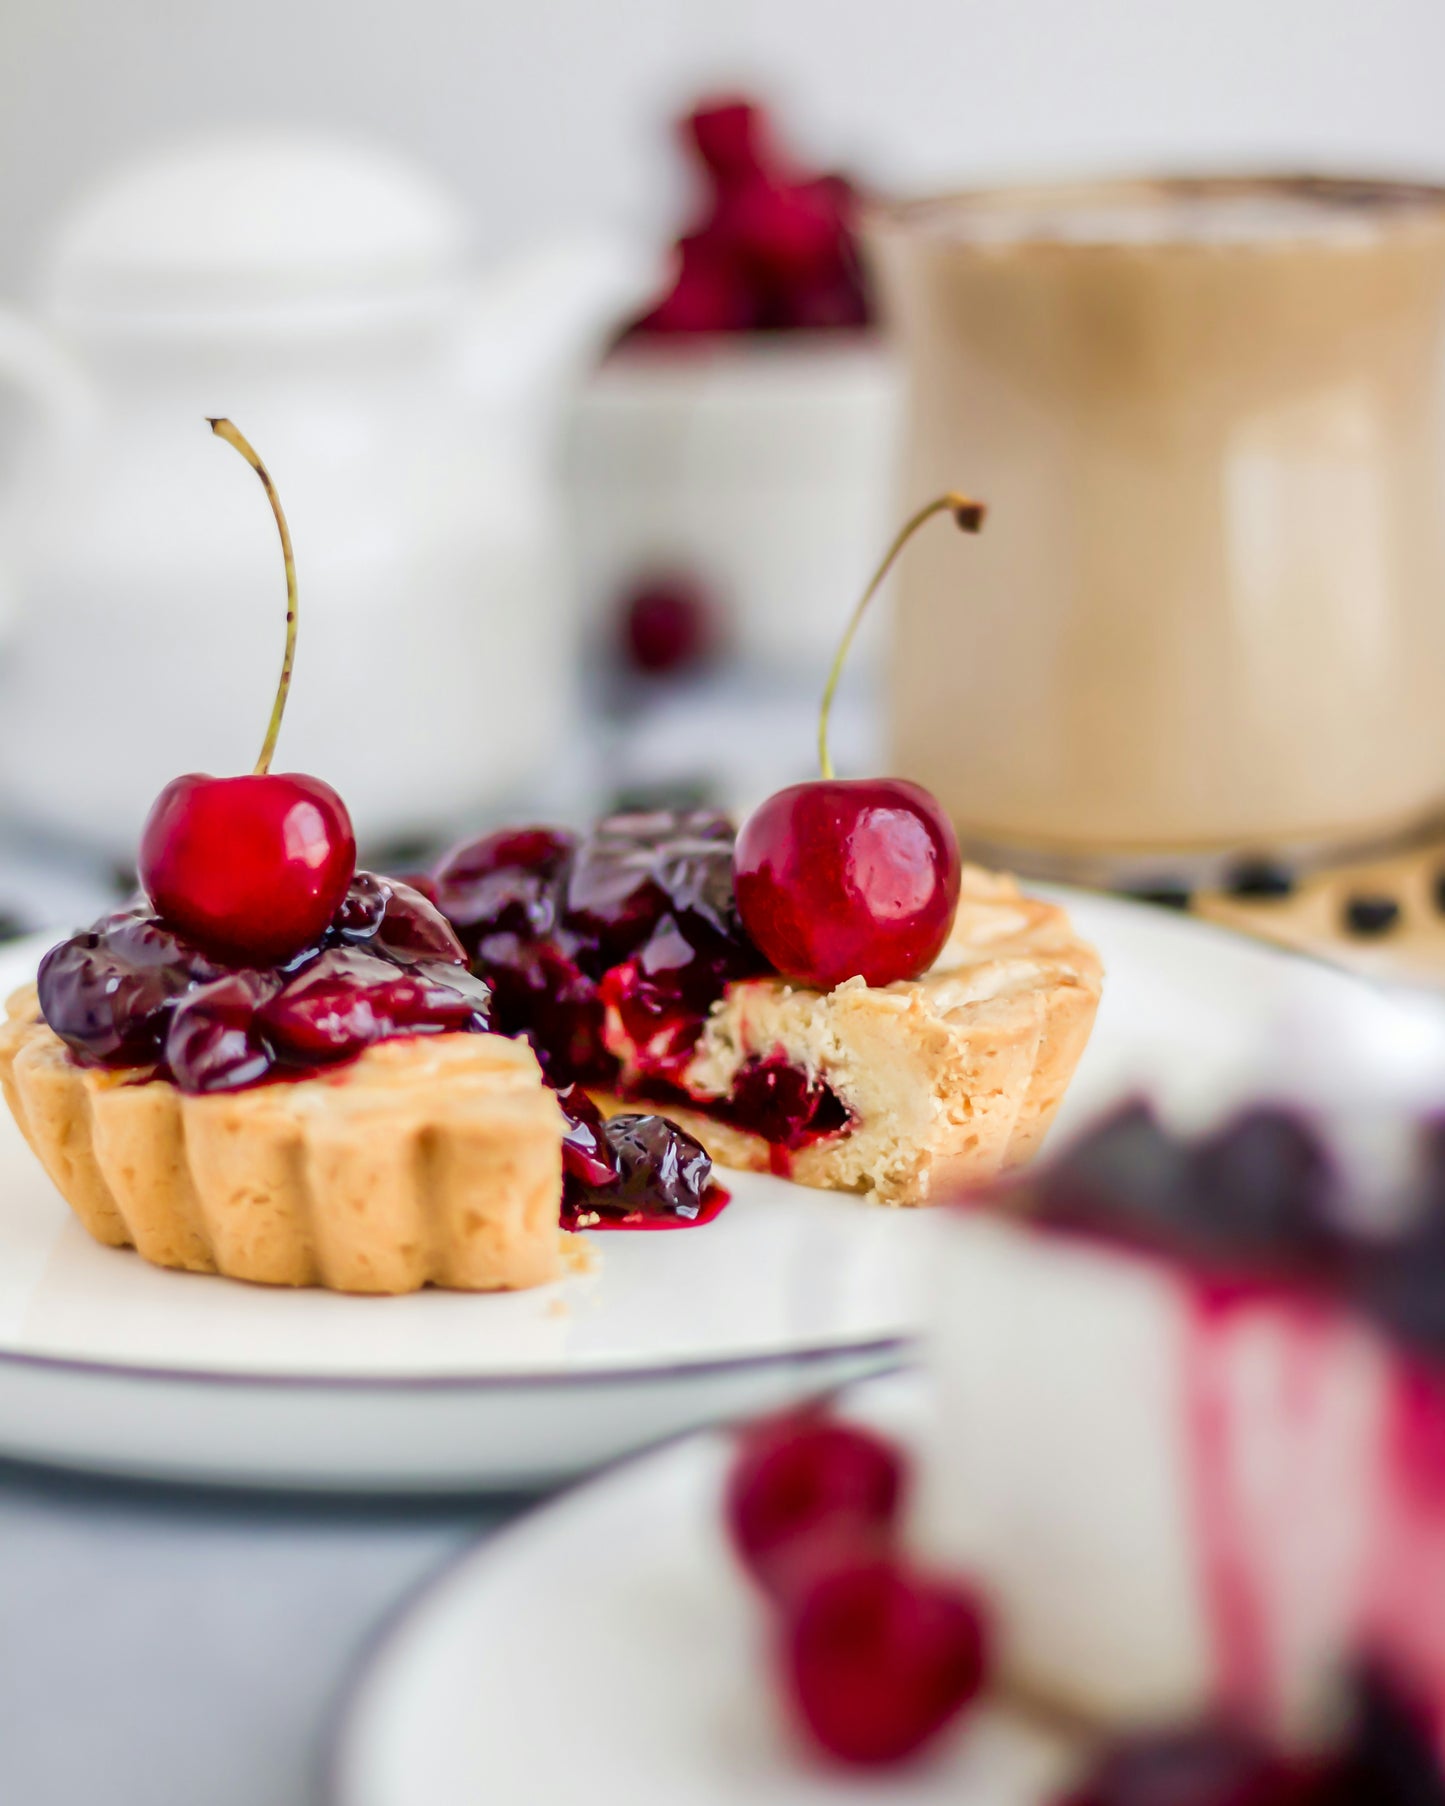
137, 419, 356, 965
735, 777, 960, 989
782, 1555, 990, 1766
140, 771, 354, 966
725, 1410, 906, 1598
734, 495, 982, 989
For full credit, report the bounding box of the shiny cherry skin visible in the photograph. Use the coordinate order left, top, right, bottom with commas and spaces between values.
733, 778, 961, 989
139, 770, 357, 966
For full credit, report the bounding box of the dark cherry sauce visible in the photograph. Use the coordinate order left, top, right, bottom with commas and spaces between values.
620, 1055, 853, 1185
434, 811, 760, 1088
36, 869, 737, 1233
713, 1054, 852, 1151
553, 1083, 728, 1231
37, 876, 491, 1095
433, 808, 855, 1160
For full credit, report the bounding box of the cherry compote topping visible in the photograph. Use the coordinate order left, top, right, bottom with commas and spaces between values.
1028, 1101, 1445, 1363
553, 1083, 725, 1231
716, 1055, 851, 1152
37, 874, 491, 1096
432, 810, 853, 1158
435, 811, 730, 1078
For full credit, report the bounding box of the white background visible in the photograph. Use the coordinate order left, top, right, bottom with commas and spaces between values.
1, 0, 1444, 293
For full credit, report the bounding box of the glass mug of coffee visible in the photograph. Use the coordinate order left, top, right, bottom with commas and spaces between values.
866, 176, 1445, 882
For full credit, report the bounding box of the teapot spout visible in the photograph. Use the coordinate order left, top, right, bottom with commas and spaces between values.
462, 232, 653, 454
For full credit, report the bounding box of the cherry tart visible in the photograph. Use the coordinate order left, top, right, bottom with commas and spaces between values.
4, 868, 726, 1292
0, 423, 733, 1295
432, 811, 1102, 1205
0, 999, 565, 1293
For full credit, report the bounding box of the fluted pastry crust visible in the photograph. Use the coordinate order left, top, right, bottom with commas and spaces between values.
0, 986, 565, 1294
603, 867, 1102, 1206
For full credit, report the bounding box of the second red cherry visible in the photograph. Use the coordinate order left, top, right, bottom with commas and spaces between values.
734, 494, 984, 990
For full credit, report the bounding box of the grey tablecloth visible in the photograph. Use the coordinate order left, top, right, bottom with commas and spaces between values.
0, 1459, 531, 1806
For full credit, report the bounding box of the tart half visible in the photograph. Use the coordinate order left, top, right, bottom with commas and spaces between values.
602, 868, 1100, 1204
0, 986, 565, 1294
434, 817, 1102, 1208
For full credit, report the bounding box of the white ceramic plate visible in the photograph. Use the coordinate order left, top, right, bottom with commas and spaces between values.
0, 894, 1438, 1492
331, 1374, 1084, 1806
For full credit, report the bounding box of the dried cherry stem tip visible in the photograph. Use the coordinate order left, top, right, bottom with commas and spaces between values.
208, 417, 298, 778
817, 492, 986, 782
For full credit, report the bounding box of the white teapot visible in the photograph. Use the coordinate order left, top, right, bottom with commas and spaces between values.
0, 131, 643, 857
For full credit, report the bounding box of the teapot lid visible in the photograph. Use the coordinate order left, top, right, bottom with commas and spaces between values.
43, 130, 473, 321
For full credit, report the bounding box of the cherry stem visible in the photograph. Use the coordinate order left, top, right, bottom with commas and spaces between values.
208, 417, 298, 778
817, 492, 986, 781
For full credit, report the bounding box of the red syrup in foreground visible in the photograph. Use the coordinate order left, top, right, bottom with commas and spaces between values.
1180, 1282, 1445, 1763
1179, 1281, 1377, 1732
1013, 1099, 1445, 1762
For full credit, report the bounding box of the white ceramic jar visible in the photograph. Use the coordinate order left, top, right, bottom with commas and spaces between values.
566, 335, 903, 676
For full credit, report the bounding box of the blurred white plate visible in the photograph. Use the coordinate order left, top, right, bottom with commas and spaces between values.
0, 894, 1438, 1493
331, 1373, 1083, 1806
